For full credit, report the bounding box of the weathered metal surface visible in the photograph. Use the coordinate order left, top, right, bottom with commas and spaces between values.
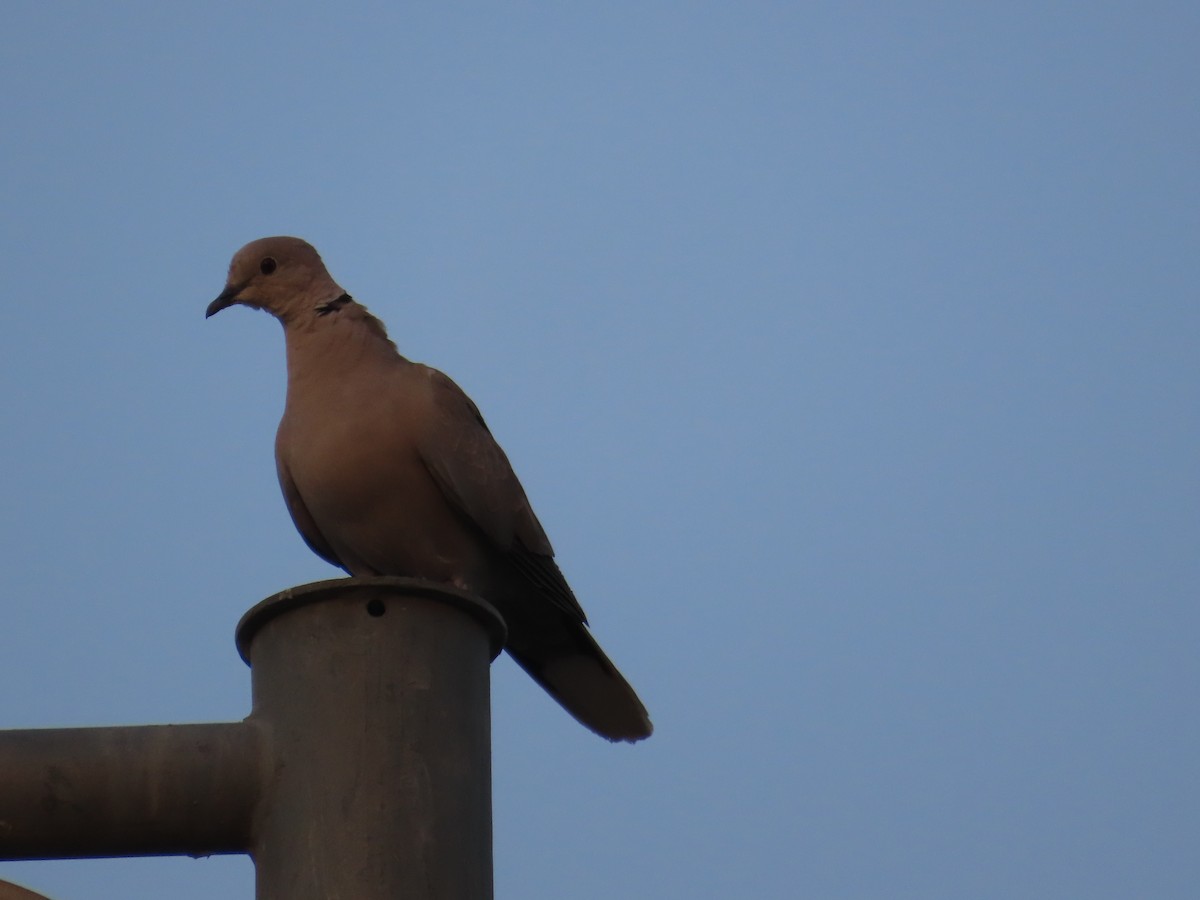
236, 576, 506, 663
245, 578, 501, 900
0, 578, 503, 900
0, 721, 259, 859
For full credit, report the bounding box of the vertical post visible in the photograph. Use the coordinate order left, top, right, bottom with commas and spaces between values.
237, 578, 505, 900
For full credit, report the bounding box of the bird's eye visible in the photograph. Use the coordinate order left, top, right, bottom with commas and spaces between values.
260, 257, 277, 275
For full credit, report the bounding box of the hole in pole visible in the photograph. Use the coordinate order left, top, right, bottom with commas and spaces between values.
366, 598, 386, 617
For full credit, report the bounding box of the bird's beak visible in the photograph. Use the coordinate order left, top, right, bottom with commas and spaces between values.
206, 283, 245, 318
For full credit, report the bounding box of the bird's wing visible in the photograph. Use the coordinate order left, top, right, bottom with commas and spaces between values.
417, 367, 587, 622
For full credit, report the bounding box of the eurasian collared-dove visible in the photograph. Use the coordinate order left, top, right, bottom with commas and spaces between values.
207, 237, 651, 742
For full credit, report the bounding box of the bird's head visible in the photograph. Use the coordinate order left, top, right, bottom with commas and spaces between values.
207, 236, 345, 323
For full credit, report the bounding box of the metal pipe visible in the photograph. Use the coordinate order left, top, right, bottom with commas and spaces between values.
239, 577, 505, 900
0, 578, 504, 900
0, 721, 259, 859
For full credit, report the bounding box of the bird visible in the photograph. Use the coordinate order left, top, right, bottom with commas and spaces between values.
206, 236, 652, 742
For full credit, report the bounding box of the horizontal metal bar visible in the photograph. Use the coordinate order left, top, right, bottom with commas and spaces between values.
0, 721, 260, 860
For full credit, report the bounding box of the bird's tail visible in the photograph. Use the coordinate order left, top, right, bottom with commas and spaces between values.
508, 624, 653, 743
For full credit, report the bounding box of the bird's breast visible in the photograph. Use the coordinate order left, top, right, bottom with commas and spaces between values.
277, 376, 486, 583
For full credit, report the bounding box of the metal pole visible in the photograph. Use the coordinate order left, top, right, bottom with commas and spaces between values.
0, 721, 259, 858
0, 578, 506, 900
238, 578, 505, 900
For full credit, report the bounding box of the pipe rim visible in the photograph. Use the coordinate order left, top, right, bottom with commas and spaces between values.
235, 577, 508, 665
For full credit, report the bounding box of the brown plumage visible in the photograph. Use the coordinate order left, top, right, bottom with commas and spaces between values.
207, 236, 652, 741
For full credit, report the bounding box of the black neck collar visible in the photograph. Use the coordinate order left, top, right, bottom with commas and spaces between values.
315, 292, 353, 316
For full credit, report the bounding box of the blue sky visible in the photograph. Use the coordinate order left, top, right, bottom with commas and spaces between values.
2, 3, 1197, 898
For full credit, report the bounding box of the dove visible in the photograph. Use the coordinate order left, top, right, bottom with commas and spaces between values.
206, 237, 651, 742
